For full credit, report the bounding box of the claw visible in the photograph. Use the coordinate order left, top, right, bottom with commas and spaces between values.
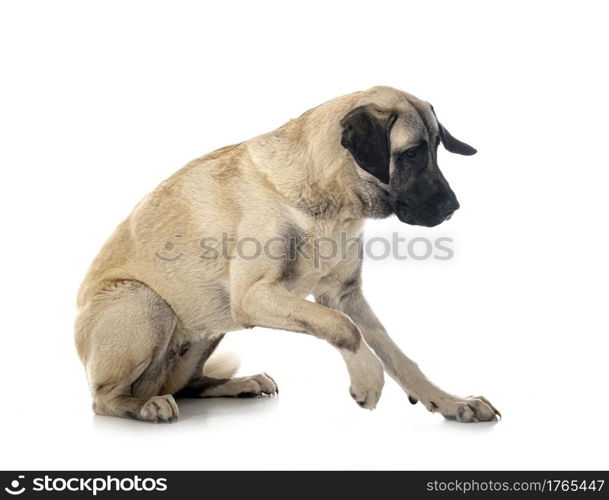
478, 395, 501, 418
263, 372, 279, 394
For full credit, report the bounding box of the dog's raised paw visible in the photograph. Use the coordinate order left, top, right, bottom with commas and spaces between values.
140, 394, 179, 423
344, 346, 384, 410
349, 386, 381, 410
348, 363, 384, 409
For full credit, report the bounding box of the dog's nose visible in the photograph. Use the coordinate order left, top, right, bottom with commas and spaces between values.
442, 200, 460, 221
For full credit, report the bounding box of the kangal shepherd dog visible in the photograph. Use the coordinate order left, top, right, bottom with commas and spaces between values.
75, 86, 500, 423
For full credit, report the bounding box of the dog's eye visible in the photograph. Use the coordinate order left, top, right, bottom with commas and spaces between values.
398, 141, 428, 164
402, 147, 419, 160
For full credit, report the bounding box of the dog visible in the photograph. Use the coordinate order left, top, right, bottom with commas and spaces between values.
75, 86, 500, 423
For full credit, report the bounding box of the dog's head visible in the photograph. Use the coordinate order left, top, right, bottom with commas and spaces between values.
340, 94, 476, 227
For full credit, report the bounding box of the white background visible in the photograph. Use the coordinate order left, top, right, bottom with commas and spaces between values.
1, 1, 608, 470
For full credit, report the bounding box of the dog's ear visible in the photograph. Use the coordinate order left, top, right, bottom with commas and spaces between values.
438, 122, 477, 156
340, 104, 397, 184
430, 104, 477, 156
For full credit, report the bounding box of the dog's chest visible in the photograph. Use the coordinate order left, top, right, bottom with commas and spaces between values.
284, 218, 363, 296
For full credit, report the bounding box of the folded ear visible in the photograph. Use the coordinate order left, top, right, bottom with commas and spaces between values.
340, 104, 397, 184
438, 121, 477, 156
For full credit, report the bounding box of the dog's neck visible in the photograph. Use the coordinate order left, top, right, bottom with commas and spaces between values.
246, 105, 380, 222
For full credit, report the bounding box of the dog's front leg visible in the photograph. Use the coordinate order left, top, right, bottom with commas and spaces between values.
315, 280, 500, 422
231, 281, 384, 409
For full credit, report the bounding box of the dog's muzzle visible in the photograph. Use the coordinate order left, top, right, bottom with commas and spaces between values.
395, 198, 459, 227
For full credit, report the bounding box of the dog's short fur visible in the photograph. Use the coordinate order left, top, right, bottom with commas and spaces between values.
75, 86, 499, 423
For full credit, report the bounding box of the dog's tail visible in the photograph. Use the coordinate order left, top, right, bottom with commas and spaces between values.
203, 350, 240, 379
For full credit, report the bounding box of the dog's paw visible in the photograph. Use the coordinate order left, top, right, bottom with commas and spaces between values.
140, 394, 179, 423
234, 373, 278, 397
349, 385, 382, 410
345, 347, 385, 410
453, 396, 501, 422
198, 372, 278, 398
422, 394, 500, 422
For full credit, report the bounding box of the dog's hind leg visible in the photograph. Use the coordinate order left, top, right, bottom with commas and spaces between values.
171, 340, 277, 398
75, 280, 180, 422
176, 373, 278, 398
